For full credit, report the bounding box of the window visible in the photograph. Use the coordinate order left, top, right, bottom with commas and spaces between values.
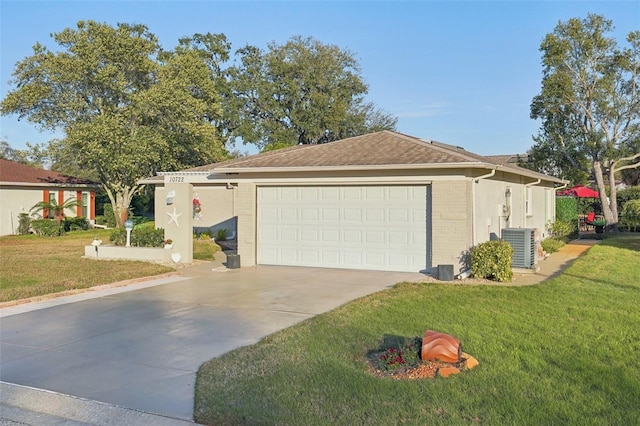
48, 191, 57, 219
82, 193, 89, 218
525, 187, 533, 216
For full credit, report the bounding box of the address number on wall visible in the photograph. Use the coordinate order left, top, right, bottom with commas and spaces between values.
169, 176, 184, 183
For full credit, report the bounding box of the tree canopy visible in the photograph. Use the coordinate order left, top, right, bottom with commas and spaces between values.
226, 36, 396, 150
2, 24, 397, 225
529, 14, 640, 228
1, 21, 228, 226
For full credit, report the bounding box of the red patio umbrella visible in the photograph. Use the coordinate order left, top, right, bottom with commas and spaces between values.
557, 185, 600, 198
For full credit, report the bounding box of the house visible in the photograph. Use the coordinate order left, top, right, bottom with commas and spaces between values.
0, 159, 99, 235
142, 131, 565, 274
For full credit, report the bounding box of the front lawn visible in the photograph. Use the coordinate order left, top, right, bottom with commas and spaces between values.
0, 229, 175, 302
195, 235, 640, 425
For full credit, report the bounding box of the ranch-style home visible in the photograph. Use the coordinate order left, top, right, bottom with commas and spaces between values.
142, 131, 565, 275
0, 158, 98, 235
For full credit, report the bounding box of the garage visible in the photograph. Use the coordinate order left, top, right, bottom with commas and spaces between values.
257, 185, 430, 272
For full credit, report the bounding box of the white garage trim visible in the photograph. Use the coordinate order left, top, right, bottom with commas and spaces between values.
257, 185, 430, 272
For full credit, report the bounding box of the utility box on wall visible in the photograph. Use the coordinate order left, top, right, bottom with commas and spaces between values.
501, 228, 536, 269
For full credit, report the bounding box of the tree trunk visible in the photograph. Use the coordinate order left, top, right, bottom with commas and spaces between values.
104, 184, 138, 228
593, 159, 618, 231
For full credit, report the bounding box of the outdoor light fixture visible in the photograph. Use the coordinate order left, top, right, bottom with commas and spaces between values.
125, 219, 134, 247
505, 188, 512, 198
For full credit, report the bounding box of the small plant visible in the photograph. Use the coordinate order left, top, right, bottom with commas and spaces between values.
17, 213, 31, 235
164, 239, 173, 245
592, 218, 606, 227
550, 220, 575, 239
214, 228, 229, 241
471, 240, 513, 282
370, 336, 422, 372
541, 237, 565, 254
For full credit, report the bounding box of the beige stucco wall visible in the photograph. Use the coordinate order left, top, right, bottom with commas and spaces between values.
152, 167, 559, 273
430, 179, 472, 272
0, 187, 93, 235
0, 188, 42, 235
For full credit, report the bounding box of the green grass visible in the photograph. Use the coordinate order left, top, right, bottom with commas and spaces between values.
194, 235, 640, 425
0, 229, 174, 302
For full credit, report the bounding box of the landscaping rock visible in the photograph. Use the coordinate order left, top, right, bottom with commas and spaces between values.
437, 366, 461, 378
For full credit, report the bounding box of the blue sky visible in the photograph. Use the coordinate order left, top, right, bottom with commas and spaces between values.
1, 0, 638, 157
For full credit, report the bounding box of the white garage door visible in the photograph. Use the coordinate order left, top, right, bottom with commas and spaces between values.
258, 185, 429, 272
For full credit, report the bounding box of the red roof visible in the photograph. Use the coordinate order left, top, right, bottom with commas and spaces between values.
0, 158, 96, 186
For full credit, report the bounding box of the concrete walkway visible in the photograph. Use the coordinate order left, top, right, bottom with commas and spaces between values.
0, 240, 597, 425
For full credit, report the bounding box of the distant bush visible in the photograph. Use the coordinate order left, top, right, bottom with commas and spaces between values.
30, 219, 64, 237
621, 199, 640, 232
550, 220, 575, 239
471, 240, 513, 282
18, 213, 31, 235
541, 237, 565, 254
63, 216, 89, 231
102, 203, 117, 228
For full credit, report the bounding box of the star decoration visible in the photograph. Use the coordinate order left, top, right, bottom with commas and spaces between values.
166, 207, 182, 227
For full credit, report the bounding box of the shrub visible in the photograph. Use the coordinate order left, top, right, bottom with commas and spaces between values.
18, 213, 31, 235
556, 196, 579, 232
102, 203, 117, 228
471, 240, 513, 282
110, 228, 126, 245
30, 219, 64, 237
109, 226, 165, 247
214, 228, 229, 241
541, 237, 565, 254
132, 227, 164, 247
63, 216, 89, 231
550, 220, 575, 239
621, 199, 640, 232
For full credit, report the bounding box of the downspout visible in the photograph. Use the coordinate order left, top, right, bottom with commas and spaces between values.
472, 168, 497, 245
461, 168, 497, 279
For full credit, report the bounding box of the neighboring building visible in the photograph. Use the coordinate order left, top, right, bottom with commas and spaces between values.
142, 131, 566, 274
0, 159, 99, 235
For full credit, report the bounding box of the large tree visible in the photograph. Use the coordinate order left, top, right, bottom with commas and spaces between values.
530, 14, 640, 229
226, 36, 396, 150
1, 21, 227, 227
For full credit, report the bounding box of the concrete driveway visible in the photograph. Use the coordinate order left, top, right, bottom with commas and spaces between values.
0, 261, 426, 422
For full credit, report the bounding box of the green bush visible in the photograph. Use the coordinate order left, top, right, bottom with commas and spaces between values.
556, 195, 578, 221
550, 220, 575, 239
63, 216, 89, 231
617, 186, 640, 213
471, 240, 513, 282
214, 228, 229, 241
102, 203, 117, 228
109, 226, 165, 247
30, 219, 64, 237
621, 199, 640, 232
541, 237, 565, 254
18, 213, 31, 235
132, 227, 164, 247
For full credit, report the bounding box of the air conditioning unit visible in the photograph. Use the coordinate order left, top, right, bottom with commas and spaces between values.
501, 228, 536, 269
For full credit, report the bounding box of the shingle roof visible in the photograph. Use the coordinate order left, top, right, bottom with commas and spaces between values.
212, 131, 483, 169
0, 159, 96, 186
143, 131, 563, 184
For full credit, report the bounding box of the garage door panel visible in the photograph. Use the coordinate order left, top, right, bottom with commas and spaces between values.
258, 185, 428, 272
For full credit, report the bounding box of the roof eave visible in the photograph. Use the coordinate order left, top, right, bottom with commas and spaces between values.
0, 181, 100, 189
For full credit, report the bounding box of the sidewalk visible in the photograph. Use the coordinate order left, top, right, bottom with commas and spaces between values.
510, 238, 599, 286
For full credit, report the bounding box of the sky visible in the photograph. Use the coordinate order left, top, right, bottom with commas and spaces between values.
1, 0, 638, 157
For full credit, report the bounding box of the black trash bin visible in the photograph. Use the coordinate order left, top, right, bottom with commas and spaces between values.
226, 253, 241, 269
